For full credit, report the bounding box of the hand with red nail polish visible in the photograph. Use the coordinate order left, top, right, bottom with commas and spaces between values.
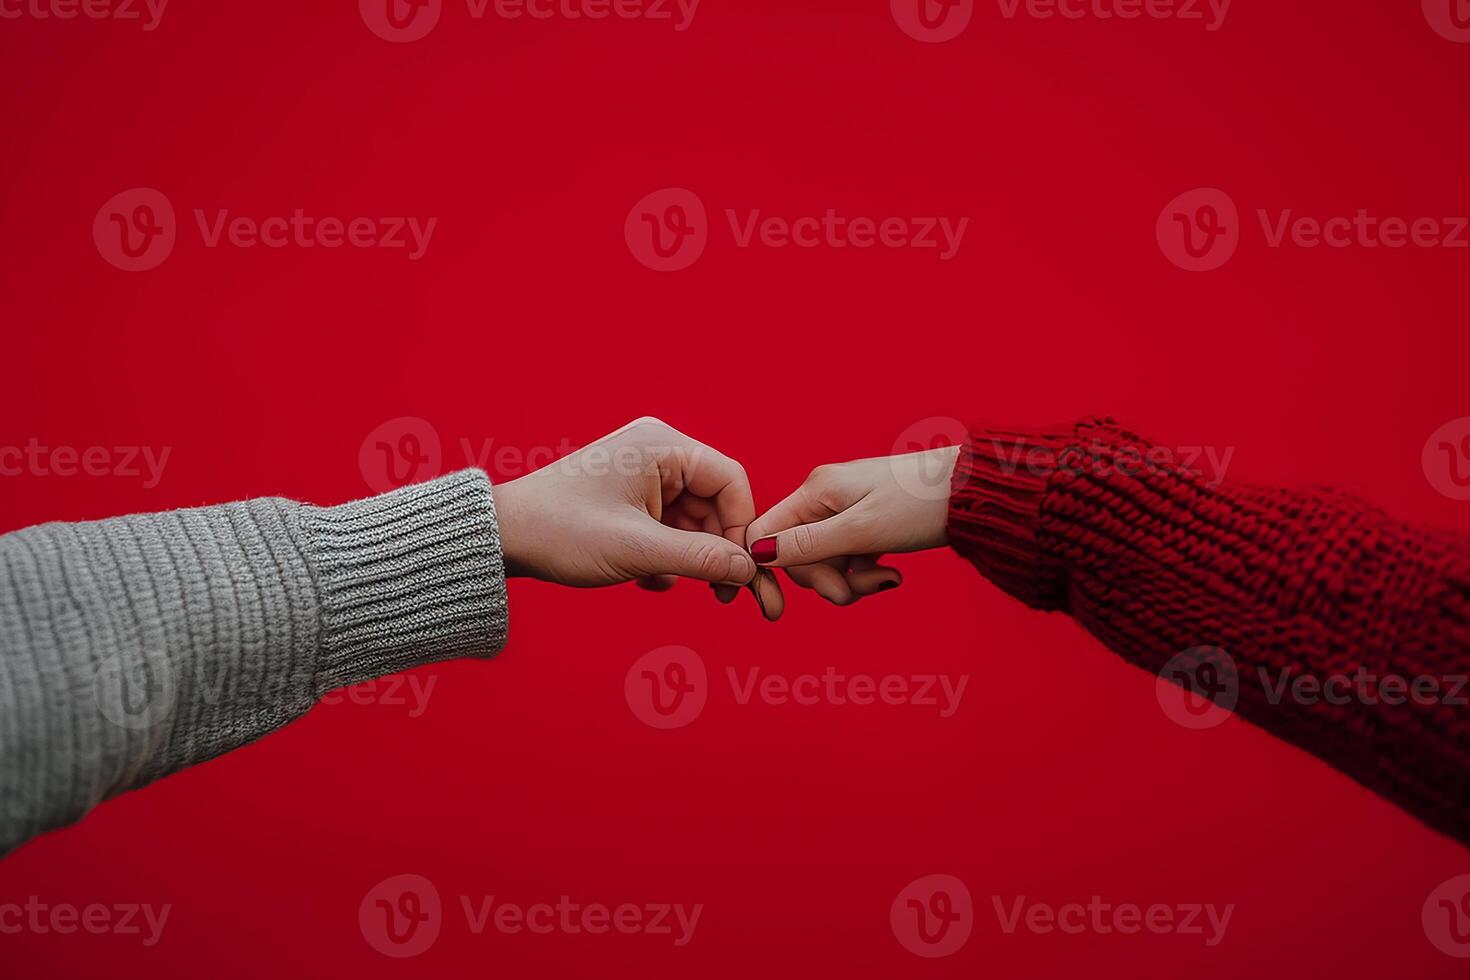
745, 447, 960, 606
492, 417, 779, 618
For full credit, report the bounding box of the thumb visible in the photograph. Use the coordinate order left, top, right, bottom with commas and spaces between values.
640, 522, 757, 586
747, 509, 872, 568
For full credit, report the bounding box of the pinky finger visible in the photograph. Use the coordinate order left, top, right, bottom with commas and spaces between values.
848, 569, 902, 596
848, 558, 902, 597
711, 583, 740, 604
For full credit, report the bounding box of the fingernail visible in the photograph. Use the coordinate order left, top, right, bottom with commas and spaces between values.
728, 553, 754, 583
750, 537, 778, 565
878, 580, 899, 592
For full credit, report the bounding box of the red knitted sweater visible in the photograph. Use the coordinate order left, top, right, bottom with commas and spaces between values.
946, 417, 1470, 846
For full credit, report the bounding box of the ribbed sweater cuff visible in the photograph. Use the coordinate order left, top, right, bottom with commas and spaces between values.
303, 469, 509, 692
947, 424, 1075, 610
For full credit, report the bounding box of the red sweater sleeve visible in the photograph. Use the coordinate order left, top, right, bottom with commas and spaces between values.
947, 417, 1470, 846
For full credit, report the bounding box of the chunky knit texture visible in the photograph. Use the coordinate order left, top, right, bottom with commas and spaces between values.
0, 470, 507, 855
948, 417, 1470, 846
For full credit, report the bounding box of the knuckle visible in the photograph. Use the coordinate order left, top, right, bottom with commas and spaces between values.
806, 463, 834, 486
688, 541, 727, 580
791, 524, 817, 558
629, 416, 670, 438
805, 475, 849, 517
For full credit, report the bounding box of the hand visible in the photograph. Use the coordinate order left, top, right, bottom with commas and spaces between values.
491, 417, 782, 618
743, 446, 960, 606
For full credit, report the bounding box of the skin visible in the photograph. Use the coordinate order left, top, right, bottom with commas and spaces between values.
492, 420, 957, 619
744, 446, 961, 607
491, 417, 784, 619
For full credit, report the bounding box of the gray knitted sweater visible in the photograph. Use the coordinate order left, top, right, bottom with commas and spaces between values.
0, 470, 507, 855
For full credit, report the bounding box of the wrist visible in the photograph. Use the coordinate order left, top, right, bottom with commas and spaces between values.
921, 445, 960, 549
490, 478, 532, 579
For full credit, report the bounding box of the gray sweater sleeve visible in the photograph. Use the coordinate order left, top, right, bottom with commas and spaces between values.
0, 470, 508, 855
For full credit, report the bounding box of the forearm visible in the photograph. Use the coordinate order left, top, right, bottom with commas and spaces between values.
0, 470, 507, 854
948, 417, 1470, 844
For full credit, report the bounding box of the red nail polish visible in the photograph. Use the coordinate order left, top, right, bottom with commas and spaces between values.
750, 537, 778, 564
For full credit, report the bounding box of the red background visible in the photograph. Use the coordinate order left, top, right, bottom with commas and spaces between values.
3, 0, 1469, 975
